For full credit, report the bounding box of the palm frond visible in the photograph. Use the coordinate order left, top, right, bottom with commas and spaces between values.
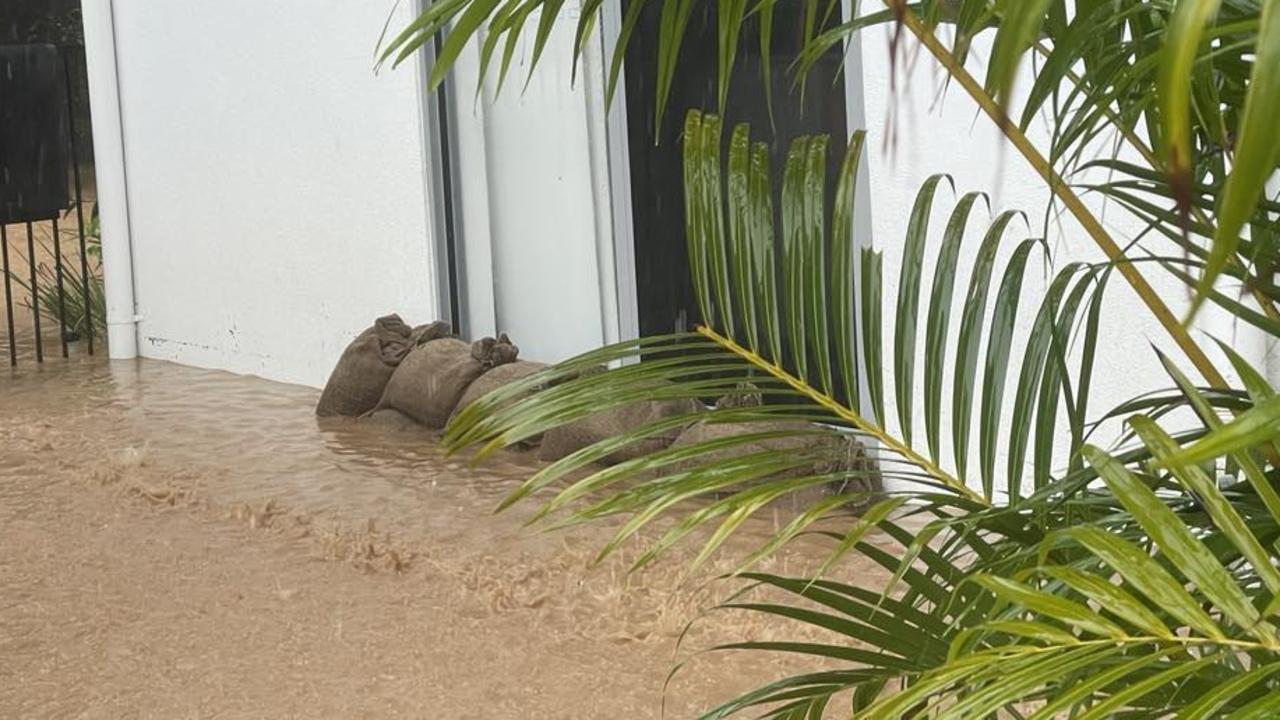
376, 4, 1280, 714
440, 180, 1278, 715
705, 413, 1280, 718
446, 111, 1111, 578
383, 0, 1280, 373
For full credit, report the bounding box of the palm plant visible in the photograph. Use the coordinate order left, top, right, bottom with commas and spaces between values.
381, 0, 1280, 375
5, 213, 105, 342
443, 108, 1280, 715
384, 0, 1280, 715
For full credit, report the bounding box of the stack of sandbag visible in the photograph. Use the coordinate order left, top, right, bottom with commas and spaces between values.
359, 408, 432, 433
448, 359, 550, 443
669, 389, 880, 499
373, 334, 520, 428
537, 379, 703, 464
315, 315, 452, 417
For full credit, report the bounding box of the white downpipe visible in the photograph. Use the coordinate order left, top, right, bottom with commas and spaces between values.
450, 40, 499, 339
80, 0, 138, 359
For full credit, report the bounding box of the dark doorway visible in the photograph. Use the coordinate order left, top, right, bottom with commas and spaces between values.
622, 0, 849, 337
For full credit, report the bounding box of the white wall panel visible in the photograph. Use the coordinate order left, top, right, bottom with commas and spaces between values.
111, 0, 438, 387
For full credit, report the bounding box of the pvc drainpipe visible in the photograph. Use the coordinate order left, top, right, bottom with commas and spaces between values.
81, 0, 138, 359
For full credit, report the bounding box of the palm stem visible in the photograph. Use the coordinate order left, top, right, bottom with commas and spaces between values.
697, 324, 988, 504
893, 5, 1229, 390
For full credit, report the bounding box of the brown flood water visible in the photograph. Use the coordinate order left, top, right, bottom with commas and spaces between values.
0, 355, 891, 718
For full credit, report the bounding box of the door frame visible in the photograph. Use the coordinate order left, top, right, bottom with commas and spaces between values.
598, 2, 641, 344
413, 3, 468, 336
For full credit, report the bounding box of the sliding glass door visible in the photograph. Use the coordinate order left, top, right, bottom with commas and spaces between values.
621, 0, 854, 338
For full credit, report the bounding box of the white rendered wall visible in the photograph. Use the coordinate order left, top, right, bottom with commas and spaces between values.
108, 0, 439, 387
857, 27, 1262, 496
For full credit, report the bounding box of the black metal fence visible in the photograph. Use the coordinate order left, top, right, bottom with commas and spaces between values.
1, 40, 98, 367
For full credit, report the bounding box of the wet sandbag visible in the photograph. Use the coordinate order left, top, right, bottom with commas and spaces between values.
316, 314, 440, 417
358, 408, 429, 433
449, 360, 550, 434
818, 436, 880, 499
670, 417, 816, 469
537, 384, 702, 464
410, 320, 454, 346
672, 419, 877, 499
669, 388, 880, 499
376, 334, 519, 428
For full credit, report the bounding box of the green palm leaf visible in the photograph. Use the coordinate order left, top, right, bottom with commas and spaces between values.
893, 173, 951, 447
371, 3, 1280, 716
384, 0, 1280, 335
923, 191, 987, 464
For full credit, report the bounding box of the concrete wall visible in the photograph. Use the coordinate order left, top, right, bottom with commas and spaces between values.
109, 0, 439, 387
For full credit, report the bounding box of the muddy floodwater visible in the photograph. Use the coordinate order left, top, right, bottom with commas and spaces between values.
1, 355, 889, 718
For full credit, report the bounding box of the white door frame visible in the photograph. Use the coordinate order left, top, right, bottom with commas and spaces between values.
597, 2, 641, 344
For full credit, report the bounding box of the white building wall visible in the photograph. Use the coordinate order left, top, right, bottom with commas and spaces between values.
448, 4, 616, 362
108, 0, 439, 388
856, 27, 1261, 494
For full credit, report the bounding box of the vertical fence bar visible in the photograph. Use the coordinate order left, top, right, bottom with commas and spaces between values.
1, 225, 15, 366
51, 217, 69, 357
25, 222, 43, 362
62, 46, 94, 355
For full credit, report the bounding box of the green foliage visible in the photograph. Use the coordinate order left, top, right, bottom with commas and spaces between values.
5, 212, 105, 342
440, 114, 1280, 713
383, 0, 1280, 339
385, 0, 1280, 715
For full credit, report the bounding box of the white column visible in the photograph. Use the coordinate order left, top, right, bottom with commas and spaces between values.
80, 0, 138, 359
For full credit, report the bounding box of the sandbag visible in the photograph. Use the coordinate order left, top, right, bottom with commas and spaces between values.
666, 383, 812, 470
671, 418, 871, 478
449, 360, 550, 432
315, 314, 449, 417
375, 334, 519, 428
670, 389, 880, 501
537, 384, 701, 464
818, 436, 879, 500
358, 408, 430, 433
410, 320, 454, 347
670, 417, 817, 469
